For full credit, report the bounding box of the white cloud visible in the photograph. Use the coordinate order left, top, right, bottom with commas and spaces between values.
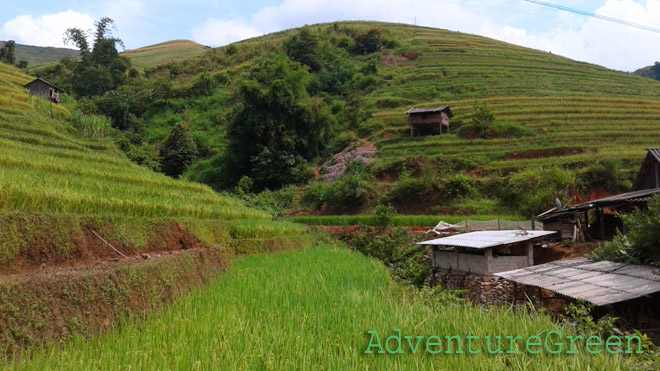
191, 0, 660, 71
1, 10, 95, 48
191, 18, 261, 47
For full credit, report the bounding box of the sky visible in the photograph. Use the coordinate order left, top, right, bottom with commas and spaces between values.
1, 0, 659, 72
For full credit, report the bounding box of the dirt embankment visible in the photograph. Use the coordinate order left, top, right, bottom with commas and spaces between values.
0, 247, 228, 360
323, 140, 377, 182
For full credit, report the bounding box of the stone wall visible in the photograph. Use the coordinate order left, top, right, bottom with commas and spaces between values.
432, 269, 538, 306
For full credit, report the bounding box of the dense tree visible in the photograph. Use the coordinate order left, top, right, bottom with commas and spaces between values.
223, 54, 332, 190
284, 28, 322, 72
353, 28, 382, 54
64, 17, 129, 97
159, 123, 198, 178
0, 40, 16, 65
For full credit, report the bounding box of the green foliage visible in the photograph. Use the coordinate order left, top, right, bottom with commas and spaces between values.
503, 167, 577, 216
62, 17, 129, 97
353, 28, 382, 54
224, 54, 332, 190
457, 102, 496, 139
578, 159, 631, 194
590, 194, 660, 265
0, 40, 16, 65
373, 204, 397, 228
349, 227, 429, 285
284, 27, 322, 72
70, 111, 111, 139
301, 175, 372, 212
159, 123, 198, 178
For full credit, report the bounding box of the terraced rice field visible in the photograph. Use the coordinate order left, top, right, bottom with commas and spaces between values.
360, 24, 660, 177
0, 63, 306, 261
5, 246, 631, 370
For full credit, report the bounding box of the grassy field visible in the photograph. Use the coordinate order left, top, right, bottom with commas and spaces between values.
4, 246, 632, 370
121, 40, 208, 70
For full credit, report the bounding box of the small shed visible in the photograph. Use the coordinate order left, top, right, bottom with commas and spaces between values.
24, 78, 62, 103
633, 148, 660, 191
405, 106, 453, 136
537, 188, 660, 240
496, 257, 660, 307
418, 230, 555, 276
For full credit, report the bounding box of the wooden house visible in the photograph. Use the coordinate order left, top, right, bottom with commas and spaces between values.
24, 78, 62, 103
633, 148, 660, 190
405, 106, 452, 136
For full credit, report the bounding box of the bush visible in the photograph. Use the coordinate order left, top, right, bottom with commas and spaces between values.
353, 28, 382, 54
70, 111, 111, 139
590, 194, 660, 266
159, 123, 198, 178
502, 167, 577, 216
578, 159, 631, 194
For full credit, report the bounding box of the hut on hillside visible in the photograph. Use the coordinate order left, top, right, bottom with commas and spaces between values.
405, 106, 452, 136
24, 78, 62, 103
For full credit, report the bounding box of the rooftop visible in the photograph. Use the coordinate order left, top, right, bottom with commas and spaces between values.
405, 106, 452, 116
418, 230, 555, 249
495, 257, 660, 306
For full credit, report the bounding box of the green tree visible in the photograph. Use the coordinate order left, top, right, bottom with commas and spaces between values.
64, 17, 129, 97
0, 40, 16, 65
353, 28, 382, 54
159, 123, 198, 178
591, 194, 660, 266
284, 27, 322, 72
224, 54, 332, 190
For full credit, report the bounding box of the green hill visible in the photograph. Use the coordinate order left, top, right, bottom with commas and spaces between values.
121, 40, 208, 70
0, 62, 307, 270
115, 22, 660, 217
0, 41, 79, 67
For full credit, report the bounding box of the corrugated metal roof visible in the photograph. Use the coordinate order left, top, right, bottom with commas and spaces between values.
495, 257, 660, 306
405, 106, 451, 115
536, 187, 660, 220
418, 230, 555, 249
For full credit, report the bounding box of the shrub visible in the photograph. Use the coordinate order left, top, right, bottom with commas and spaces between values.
590, 194, 660, 266
353, 28, 382, 54
159, 123, 198, 178
578, 159, 631, 194
502, 167, 577, 216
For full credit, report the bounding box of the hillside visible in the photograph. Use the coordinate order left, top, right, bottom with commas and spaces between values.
114, 22, 660, 217
0, 41, 79, 67
634, 63, 660, 81
121, 40, 208, 70
0, 62, 309, 354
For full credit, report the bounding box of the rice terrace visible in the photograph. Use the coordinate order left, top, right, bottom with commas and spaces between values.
1, 1, 660, 370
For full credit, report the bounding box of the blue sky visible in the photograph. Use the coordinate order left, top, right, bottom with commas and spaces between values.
1, 0, 659, 71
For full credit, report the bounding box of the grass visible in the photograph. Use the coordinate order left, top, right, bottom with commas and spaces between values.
287, 214, 526, 226
4, 246, 631, 370
121, 40, 208, 70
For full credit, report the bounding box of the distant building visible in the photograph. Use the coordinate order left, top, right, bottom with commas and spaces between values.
405, 106, 452, 136
633, 148, 660, 190
24, 78, 62, 103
